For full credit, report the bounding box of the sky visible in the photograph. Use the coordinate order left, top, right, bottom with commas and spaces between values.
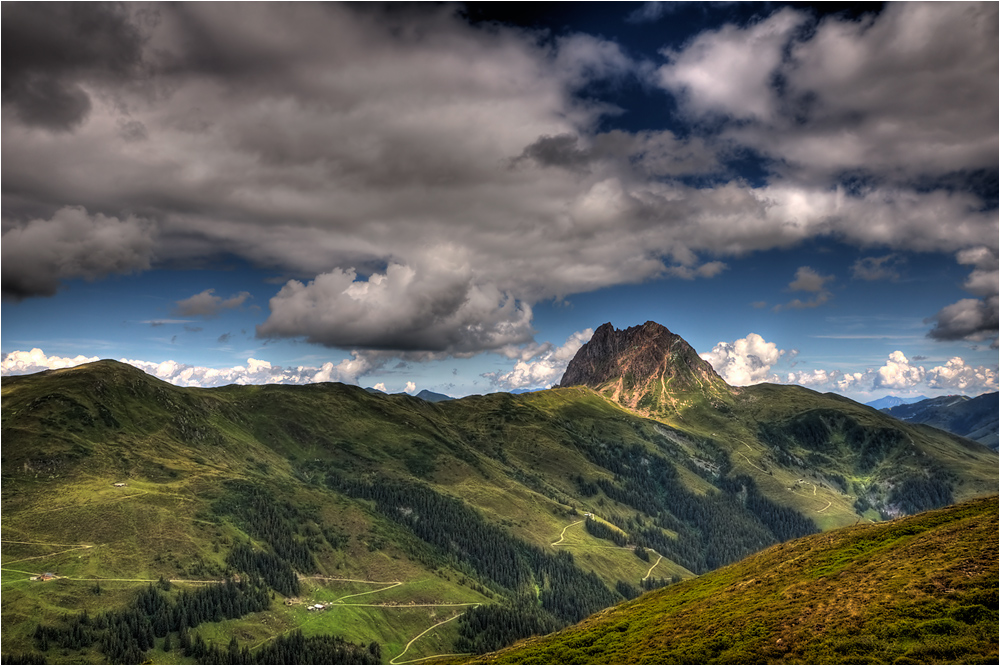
2, 1, 997, 403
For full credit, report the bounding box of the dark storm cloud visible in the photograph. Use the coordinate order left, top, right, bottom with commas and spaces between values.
1, 2, 151, 131
926, 296, 1000, 346
926, 248, 999, 347
0, 206, 154, 300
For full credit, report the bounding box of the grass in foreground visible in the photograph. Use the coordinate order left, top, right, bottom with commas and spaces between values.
466, 495, 999, 665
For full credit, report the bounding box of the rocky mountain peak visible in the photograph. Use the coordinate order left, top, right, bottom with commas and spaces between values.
557, 321, 731, 413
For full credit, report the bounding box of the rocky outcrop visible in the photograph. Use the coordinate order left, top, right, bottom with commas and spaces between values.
557, 321, 732, 414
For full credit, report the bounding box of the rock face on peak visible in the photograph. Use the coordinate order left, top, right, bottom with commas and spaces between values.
557, 321, 732, 414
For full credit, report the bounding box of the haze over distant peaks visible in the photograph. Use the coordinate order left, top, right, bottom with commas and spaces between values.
557, 321, 731, 414
865, 395, 929, 410
881, 392, 999, 450
414, 389, 452, 403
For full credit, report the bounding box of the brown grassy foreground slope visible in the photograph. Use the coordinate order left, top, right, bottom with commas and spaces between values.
466, 495, 999, 665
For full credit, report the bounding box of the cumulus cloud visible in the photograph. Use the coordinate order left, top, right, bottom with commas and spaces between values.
1, 206, 154, 300
1, 349, 100, 375
927, 247, 999, 346
174, 289, 251, 317
256, 262, 534, 354
658, 8, 807, 122
404, 381, 417, 394
789, 351, 997, 396
484, 328, 593, 390
118, 350, 382, 388
1, 3, 996, 356
926, 357, 998, 392
697, 337, 998, 397
658, 3, 998, 183
874, 351, 926, 389
700, 333, 785, 385
786, 369, 835, 387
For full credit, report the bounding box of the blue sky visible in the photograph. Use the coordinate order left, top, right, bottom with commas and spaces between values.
2, 2, 997, 402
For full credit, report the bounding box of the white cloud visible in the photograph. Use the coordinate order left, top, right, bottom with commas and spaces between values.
404, 381, 417, 394
927, 357, 998, 392
875, 351, 925, 390
372, 382, 387, 392
1, 349, 101, 375
117, 350, 382, 388
783, 351, 997, 396
485, 328, 593, 390
700, 333, 785, 386
786, 369, 836, 387
658, 8, 807, 121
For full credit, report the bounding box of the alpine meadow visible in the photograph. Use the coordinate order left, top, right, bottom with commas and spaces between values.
2, 3, 998, 665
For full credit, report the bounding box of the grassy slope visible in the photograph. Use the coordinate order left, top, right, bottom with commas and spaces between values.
653, 382, 997, 528
0, 364, 695, 661
469, 495, 1000, 665
2, 361, 996, 663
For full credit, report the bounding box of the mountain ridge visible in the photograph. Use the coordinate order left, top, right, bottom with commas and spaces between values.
2, 323, 997, 663
865, 394, 929, 410
557, 321, 732, 416
881, 392, 999, 450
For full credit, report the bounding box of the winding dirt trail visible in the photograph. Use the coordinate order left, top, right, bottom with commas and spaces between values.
390, 612, 465, 665
642, 554, 664, 581
737, 453, 768, 474
551, 520, 583, 546
334, 581, 403, 602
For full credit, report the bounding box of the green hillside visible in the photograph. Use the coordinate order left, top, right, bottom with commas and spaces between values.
467, 495, 1000, 665
2, 356, 996, 664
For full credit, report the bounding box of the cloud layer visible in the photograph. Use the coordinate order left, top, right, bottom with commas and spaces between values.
700, 333, 785, 386
2, 3, 996, 353
484, 329, 593, 390
0, 347, 381, 388
700, 333, 997, 397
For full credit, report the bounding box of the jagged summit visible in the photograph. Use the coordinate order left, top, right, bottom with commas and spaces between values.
557, 321, 732, 414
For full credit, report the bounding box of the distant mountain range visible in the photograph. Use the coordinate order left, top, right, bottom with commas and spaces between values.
2, 320, 995, 663
414, 389, 452, 402
364, 387, 454, 402
880, 392, 999, 450
865, 394, 929, 410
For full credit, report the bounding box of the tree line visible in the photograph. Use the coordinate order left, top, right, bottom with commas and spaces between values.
32, 577, 271, 664
325, 472, 620, 650
184, 629, 381, 665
